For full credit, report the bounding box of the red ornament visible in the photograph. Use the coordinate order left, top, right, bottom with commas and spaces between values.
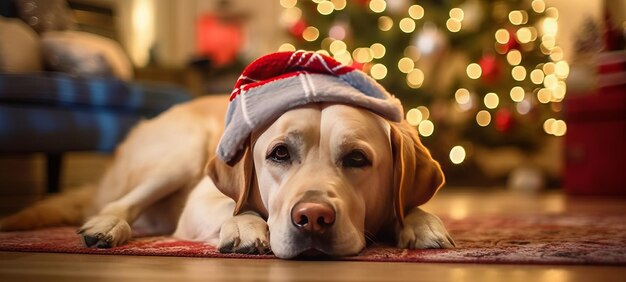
197, 14, 243, 67
289, 19, 307, 38
495, 108, 514, 133
478, 53, 502, 84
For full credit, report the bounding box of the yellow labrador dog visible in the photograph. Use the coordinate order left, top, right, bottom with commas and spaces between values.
1, 52, 454, 258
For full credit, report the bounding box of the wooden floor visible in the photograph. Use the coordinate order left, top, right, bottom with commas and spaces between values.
1, 189, 625, 282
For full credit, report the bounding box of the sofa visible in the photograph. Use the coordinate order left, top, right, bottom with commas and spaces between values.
0, 0, 191, 193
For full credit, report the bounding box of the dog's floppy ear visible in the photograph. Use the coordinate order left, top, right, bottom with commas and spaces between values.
205, 140, 267, 218
389, 121, 445, 225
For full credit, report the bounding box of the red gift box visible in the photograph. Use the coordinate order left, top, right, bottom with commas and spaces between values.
564, 51, 626, 195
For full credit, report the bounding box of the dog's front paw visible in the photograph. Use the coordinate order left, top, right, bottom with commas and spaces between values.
218, 212, 270, 254
397, 208, 455, 249
77, 215, 132, 248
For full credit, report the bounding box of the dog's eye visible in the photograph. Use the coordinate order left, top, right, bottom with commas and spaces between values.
342, 150, 371, 168
267, 144, 291, 163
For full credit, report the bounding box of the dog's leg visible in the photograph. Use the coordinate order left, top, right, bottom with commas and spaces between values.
78, 177, 181, 248
397, 207, 456, 249
174, 177, 270, 254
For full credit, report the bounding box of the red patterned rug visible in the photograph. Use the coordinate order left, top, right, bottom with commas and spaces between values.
1, 214, 625, 265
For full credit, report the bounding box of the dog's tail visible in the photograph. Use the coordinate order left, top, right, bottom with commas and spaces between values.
0, 185, 96, 231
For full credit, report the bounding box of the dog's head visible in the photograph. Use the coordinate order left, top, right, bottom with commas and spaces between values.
207, 103, 443, 258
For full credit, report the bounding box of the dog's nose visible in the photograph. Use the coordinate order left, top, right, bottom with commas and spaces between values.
291, 202, 335, 234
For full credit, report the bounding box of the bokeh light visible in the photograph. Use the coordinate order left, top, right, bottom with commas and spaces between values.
369, 0, 386, 13
399, 18, 416, 33
370, 43, 386, 59
406, 108, 423, 126
418, 120, 434, 137
510, 86, 525, 102
484, 93, 500, 109
507, 49, 522, 65
530, 69, 545, 84
407, 68, 425, 88
408, 5, 424, 20
370, 63, 387, 80
378, 16, 393, 31
450, 145, 466, 164
476, 110, 491, 126
317, 1, 335, 15
278, 43, 296, 51
302, 26, 320, 41
455, 88, 471, 104
532, 0, 546, 13
280, 0, 297, 9
467, 63, 482, 79
495, 29, 510, 44
446, 18, 462, 32
512, 66, 527, 81
398, 57, 415, 73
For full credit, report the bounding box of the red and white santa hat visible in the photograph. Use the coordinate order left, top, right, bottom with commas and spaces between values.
217, 50, 404, 163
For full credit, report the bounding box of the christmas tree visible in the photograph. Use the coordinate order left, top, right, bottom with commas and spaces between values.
278, 0, 568, 174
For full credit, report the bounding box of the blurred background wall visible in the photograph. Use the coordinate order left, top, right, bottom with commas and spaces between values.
1, 0, 624, 214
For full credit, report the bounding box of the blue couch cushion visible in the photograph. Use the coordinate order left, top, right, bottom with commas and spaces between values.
0, 105, 141, 152
0, 72, 190, 116
0, 72, 191, 153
